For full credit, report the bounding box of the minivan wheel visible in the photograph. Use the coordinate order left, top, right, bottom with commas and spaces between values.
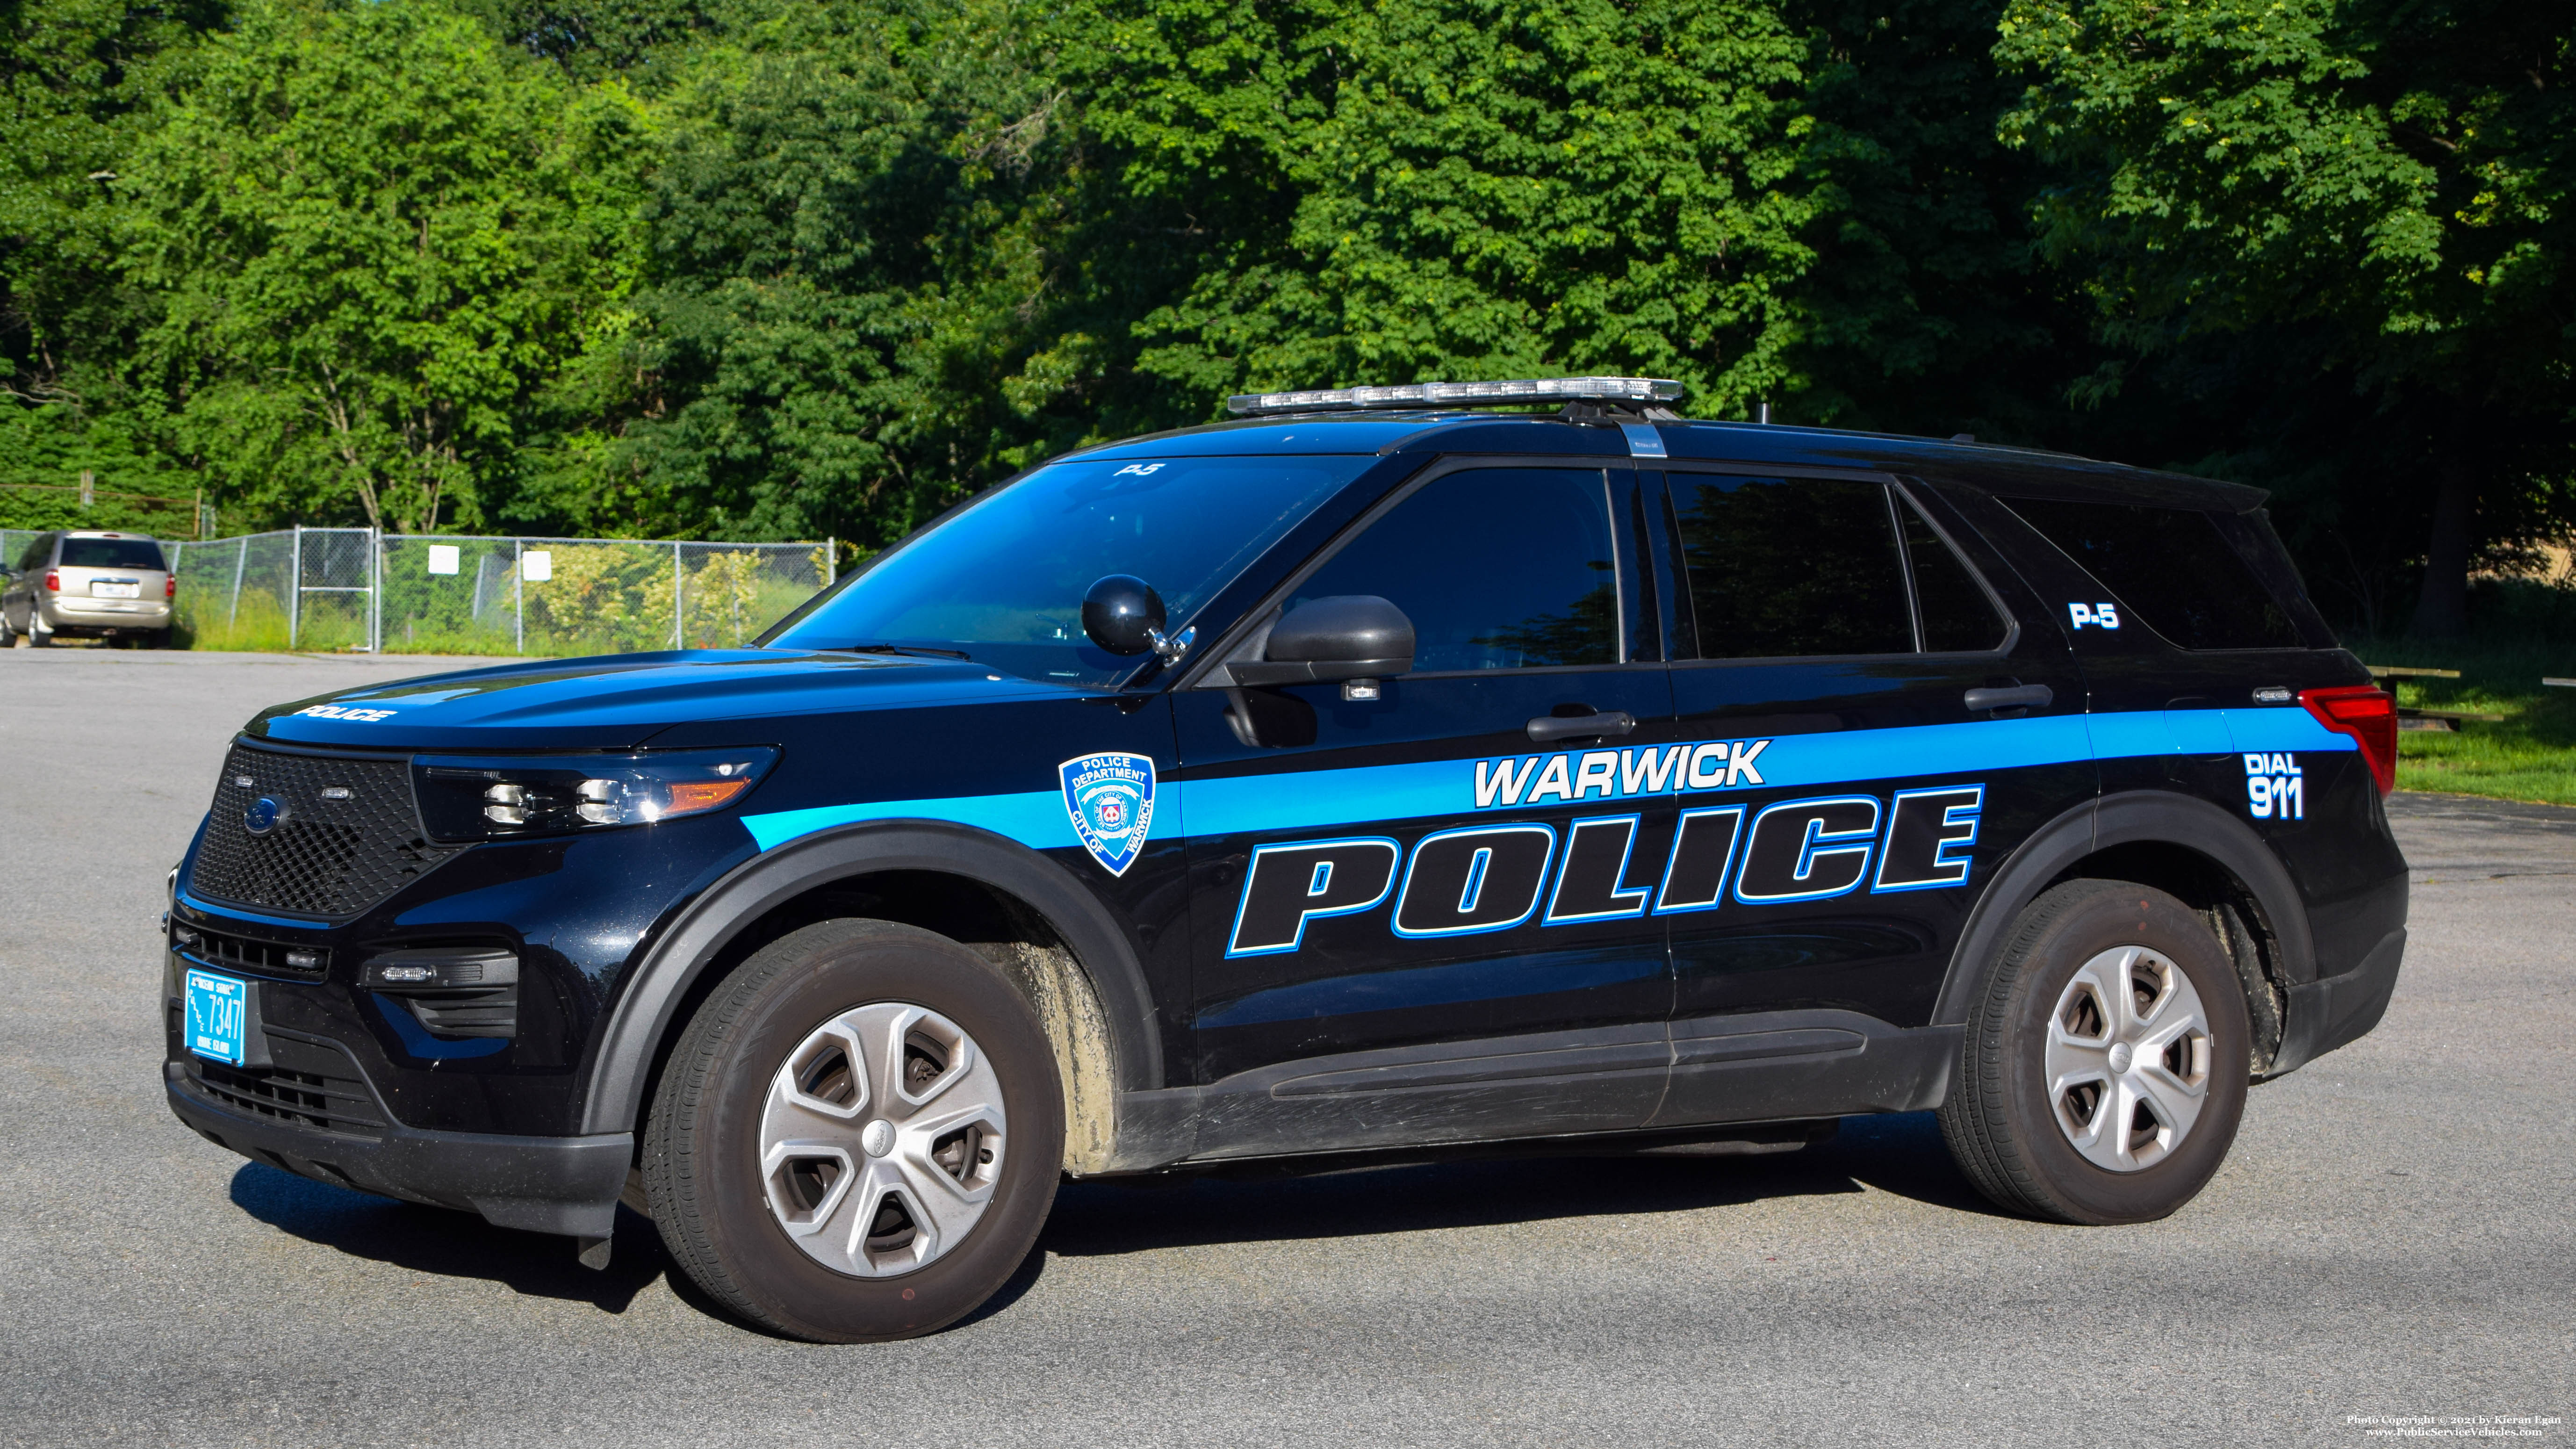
25, 614, 51, 647
1938, 879, 2250, 1226
643, 919, 1065, 1342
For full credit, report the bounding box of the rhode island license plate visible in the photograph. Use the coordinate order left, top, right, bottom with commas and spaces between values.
90, 581, 139, 598
185, 968, 248, 1066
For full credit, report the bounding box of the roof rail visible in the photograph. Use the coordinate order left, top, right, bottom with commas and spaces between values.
1226, 376, 1683, 417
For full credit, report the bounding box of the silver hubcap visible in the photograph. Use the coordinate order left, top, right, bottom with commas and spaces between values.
2044, 945, 2213, 1172
758, 1002, 1008, 1277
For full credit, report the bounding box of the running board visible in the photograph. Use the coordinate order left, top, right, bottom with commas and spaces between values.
1096, 1011, 1957, 1172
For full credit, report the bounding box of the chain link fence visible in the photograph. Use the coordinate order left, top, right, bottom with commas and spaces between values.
168, 529, 835, 655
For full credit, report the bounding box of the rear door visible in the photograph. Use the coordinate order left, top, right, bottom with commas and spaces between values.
1647, 468, 2088, 1122
1170, 461, 1680, 1146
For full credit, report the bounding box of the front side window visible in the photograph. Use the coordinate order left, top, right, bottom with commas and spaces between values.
59, 537, 167, 570
1291, 468, 1621, 671
769, 454, 1375, 685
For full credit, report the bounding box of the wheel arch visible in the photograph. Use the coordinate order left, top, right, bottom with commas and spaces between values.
1935, 790, 2317, 1071
580, 820, 1163, 1173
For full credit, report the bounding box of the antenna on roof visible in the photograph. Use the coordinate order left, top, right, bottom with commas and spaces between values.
1756, 401, 1771, 425
1226, 377, 1683, 418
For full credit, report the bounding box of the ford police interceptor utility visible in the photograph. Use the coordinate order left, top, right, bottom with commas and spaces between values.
162, 378, 2408, 1341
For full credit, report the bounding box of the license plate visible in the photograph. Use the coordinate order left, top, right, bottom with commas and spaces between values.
185, 969, 248, 1066
91, 581, 139, 598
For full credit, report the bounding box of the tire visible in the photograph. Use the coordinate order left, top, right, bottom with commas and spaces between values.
0, 608, 14, 647
642, 919, 1065, 1341
26, 613, 51, 647
1938, 879, 2251, 1225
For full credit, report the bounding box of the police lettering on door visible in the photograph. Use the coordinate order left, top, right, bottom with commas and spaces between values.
1226, 739, 1988, 958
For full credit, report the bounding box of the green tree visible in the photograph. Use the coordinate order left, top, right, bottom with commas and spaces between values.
1995, 0, 2575, 637
0, 0, 225, 493
119, 0, 655, 534
594, 0, 1159, 548
1070, 0, 1826, 414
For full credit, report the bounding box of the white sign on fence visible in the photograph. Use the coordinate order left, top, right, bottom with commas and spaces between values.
522, 549, 554, 582
427, 544, 460, 576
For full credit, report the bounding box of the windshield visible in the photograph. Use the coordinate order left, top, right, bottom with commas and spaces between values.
60, 537, 166, 570
769, 454, 1376, 685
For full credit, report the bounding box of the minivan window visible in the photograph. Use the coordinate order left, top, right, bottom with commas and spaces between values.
17, 535, 53, 572
58, 537, 167, 571
1673, 475, 1914, 657
2007, 498, 2300, 650
1292, 468, 1619, 670
769, 454, 1373, 686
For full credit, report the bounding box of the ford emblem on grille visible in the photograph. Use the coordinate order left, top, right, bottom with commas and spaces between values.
244, 796, 283, 836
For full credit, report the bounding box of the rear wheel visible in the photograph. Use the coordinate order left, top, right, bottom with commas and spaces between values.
1938, 879, 2250, 1225
643, 919, 1065, 1341
0, 608, 14, 647
25, 613, 51, 647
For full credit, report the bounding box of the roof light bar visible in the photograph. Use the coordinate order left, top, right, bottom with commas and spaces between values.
1225, 376, 1684, 417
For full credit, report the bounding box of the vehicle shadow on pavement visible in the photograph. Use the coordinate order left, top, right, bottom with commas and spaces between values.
1037, 1111, 2007, 1259
229, 1163, 670, 1311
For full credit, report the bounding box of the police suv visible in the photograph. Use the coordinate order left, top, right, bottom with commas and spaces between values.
163, 378, 2408, 1341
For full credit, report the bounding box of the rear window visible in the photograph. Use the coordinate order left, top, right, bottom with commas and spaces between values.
2005, 498, 2299, 650
58, 537, 167, 571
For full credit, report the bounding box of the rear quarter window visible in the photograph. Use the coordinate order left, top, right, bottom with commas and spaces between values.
2005, 498, 2300, 650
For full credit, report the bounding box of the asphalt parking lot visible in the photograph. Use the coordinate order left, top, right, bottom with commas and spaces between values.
2, 648, 2569, 1447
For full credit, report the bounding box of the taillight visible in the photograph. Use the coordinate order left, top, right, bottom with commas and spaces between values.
43, 570, 58, 592
165, 575, 177, 598
2301, 685, 2397, 795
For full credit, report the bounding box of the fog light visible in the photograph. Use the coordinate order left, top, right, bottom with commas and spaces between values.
285, 949, 322, 970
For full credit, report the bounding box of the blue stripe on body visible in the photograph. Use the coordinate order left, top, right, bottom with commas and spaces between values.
738, 706, 2355, 853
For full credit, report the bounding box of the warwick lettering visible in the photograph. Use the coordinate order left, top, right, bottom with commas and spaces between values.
1474, 739, 1771, 809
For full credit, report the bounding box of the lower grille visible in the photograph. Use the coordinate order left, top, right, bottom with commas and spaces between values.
183, 1030, 388, 1137
191, 743, 462, 917
173, 922, 328, 979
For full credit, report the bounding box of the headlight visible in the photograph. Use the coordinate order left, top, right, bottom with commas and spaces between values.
412, 747, 780, 842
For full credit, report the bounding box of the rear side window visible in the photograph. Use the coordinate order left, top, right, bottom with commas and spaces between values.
17, 535, 53, 572
1670, 475, 2008, 657
1293, 467, 1619, 670
2006, 498, 2299, 650
58, 537, 166, 570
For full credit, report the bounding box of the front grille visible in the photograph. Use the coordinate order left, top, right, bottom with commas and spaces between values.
183, 1030, 388, 1137
191, 743, 462, 917
174, 921, 328, 979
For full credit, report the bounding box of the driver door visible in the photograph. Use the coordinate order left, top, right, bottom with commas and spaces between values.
1169, 462, 1680, 1149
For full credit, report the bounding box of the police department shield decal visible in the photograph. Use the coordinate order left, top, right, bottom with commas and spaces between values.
1059, 753, 1155, 877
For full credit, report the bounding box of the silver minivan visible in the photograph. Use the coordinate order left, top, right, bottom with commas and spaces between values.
1, 531, 174, 647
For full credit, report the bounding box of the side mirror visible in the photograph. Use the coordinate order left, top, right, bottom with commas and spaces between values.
1081, 574, 1166, 656
1231, 595, 1416, 686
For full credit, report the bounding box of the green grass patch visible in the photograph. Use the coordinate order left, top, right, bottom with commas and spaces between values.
2349, 635, 2576, 807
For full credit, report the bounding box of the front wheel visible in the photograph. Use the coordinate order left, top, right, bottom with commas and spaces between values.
1938, 879, 2251, 1225
643, 919, 1065, 1341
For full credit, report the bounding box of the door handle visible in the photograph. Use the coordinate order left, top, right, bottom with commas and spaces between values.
1964, 684, 2053, 713
1527, 710, 1637, 743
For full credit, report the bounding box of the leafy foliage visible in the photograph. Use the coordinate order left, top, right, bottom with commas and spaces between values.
0, 0, 2567, 639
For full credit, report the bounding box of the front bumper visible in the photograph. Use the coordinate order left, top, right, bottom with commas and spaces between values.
165, 1051, 630, 1238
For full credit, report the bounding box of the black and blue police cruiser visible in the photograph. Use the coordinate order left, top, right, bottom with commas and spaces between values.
164, 377, 2408, 1340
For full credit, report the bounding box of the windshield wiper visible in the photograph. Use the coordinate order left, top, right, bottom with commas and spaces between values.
827, 642, 974, 661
